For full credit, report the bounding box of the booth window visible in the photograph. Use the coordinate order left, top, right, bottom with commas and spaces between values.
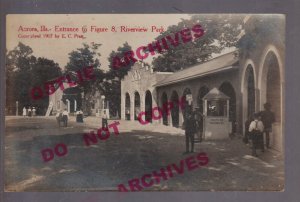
207, 100, 227, 117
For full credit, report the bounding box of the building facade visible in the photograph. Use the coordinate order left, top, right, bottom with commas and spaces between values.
121, 37, 284, 152
49, 83, 107, 116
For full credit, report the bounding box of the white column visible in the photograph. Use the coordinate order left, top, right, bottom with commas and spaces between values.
203, 100, 207, 138
130, 98, 135, 121
66, 99, 70, 113
74, 100, 77, 112
227, 99, 230, 119
121, 94, 125, 120
179, 107, 184, 127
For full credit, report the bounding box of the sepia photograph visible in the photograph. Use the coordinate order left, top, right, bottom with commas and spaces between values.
5, 14, 285, 192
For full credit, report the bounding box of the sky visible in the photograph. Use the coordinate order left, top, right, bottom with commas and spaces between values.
6, 14, 192, 71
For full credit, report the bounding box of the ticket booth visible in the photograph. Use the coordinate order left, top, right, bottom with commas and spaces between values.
203, 88, 231, 139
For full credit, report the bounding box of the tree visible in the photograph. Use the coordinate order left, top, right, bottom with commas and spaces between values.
104, 42, 135, 117
6, 42, 62, 115
6, 43, 35, 114
65, 43, 105, 114
236, 15, 284, 59
151, 14, 244, 72
30, 57, 62, 114
107, 42, 134, 79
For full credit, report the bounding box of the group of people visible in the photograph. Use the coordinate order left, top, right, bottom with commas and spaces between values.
183, 102, 275, 157
245, 103, 275, 157
22, 106, 36, 117
56, 109, 69, 127
55, 109, 85, 127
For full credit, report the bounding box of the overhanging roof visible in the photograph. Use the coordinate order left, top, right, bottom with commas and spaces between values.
155, 50, 239, 87
203, 87, 230, 100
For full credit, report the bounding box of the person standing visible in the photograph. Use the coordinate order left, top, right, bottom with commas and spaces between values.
76, 109, 84, 123
102, 110, 108, 128
62, 109, 69, 127
260, 103, 275, 149
28, 107, 32, 117
184, 107, 197, 154
56, 110, 63, 127
22, 107, 27, 117
126, 109, 130, 120
249, 113, 264, 157
32, 107, 36, 116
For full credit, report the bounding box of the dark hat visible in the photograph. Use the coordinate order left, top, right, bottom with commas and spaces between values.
264, 102, 271, 109
253, 112, 261, 119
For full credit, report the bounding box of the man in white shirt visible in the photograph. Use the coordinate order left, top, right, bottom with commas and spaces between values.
249, 113, 264, 157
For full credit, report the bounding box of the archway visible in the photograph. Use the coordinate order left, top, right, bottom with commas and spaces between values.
161, 92, 168, 125
245, 65, 256, 118
125, 93, 131, 120
219, 82, 236, 133
197, 86, 210, 114
145, 90, 152, 123
134, 92, 141, 120
260, 50, 282, 150
265, 52, 281, 123
171, 91, 179, 127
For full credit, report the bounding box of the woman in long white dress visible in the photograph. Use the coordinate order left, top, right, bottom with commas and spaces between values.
22, 107, 27, 117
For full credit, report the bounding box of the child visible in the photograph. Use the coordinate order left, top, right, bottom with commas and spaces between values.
249, 113, 264, 157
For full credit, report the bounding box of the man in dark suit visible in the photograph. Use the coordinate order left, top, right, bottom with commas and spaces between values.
184, 106, 197, 154
260, 103, 275, 149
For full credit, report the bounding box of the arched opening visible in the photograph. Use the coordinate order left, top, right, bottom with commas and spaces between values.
125, 93, 131, 120
219, 82, 236, 133
145, 90, 153, 123
245, 65, 256, 118
262, 52, 281, 123
260, 50, 282, 150
62, 86, 82, 114
182, 88, 192, 120
197, 86, 210, 114
171, 91, 179, 127
134, 92, 141, 120
161, 92, 168, 125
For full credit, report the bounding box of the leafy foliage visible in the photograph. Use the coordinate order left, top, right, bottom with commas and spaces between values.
152, 14, 244, 72
103, 42, 135, 117
6, 42, 62, 115
107, 42, 134, 79
237, 15, 285, 59
65, 43, 105, 114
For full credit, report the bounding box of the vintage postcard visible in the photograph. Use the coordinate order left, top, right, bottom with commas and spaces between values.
5, 14, 284, 191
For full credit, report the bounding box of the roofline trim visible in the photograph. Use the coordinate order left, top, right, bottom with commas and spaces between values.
154, 65, 238, 87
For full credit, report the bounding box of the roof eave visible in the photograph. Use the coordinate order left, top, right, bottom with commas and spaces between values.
155, 65, 239, 87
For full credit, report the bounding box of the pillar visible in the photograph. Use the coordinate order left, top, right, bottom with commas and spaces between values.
66, 99, 70, 113
130, 97, 135, 121
74, 100, 77, 112
140, 94, 145, 122
121, 94, 125, 120
179, 107, 184, 127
